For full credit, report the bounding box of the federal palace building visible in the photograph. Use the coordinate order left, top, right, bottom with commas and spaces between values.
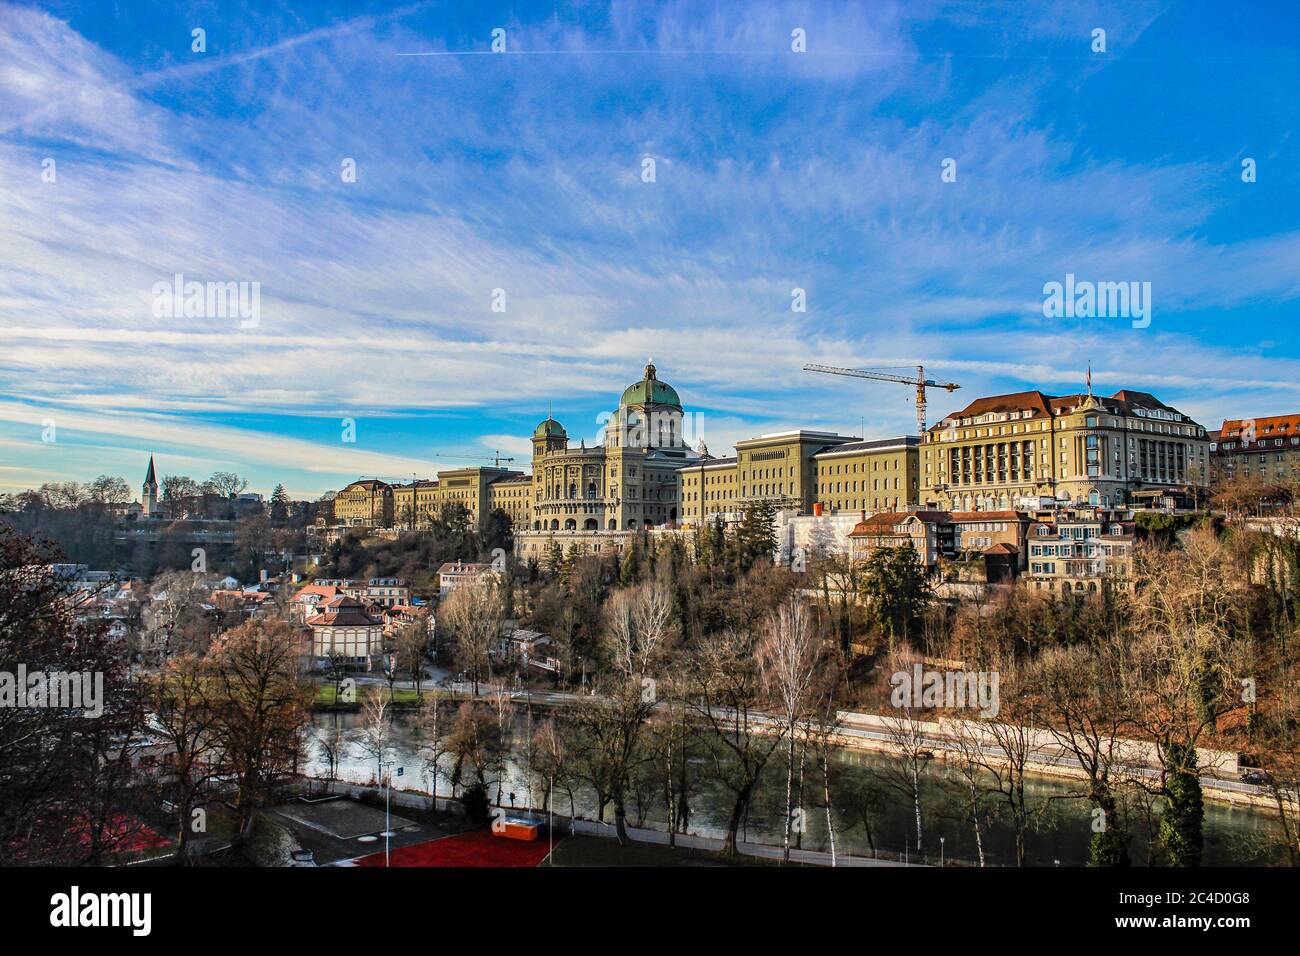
332, 362, 1212, 558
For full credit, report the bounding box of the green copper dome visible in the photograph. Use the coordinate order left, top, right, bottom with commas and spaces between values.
533, 417, 567, 439
620, 361, 681, 408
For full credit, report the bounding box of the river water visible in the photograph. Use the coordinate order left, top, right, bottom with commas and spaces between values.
306, 709, 1285, 866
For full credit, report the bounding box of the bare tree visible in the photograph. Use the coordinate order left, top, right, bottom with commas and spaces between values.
207, 471, 249, 498
1255, 687, 1300, 865
141, 570, 213, 661
395, 618, 430, 695
87, 475, 131, 505
532, 718, 579, 830
1126, 528, 1252, 867
321, 651, 350, 704
757, 594, 826, 863
357, 692, 392, 785
875, 646, 938, 859
413, 694, 448, 799
567, 581, 675, 844
1035, 639, 1141, 866
685, 626, 785, 857
947, 659, 1035, 868
205, 619, 313, 837
487, 681, 517, 805
446, 700, 503, 797
317, 714, 346, 792
143, 654, 222, 861
641, 669, 694, 847
803, 693, 845, 866
877, 703, 933, 860
440, 574, 503, 694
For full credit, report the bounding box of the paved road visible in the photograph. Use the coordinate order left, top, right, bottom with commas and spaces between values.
567, 817, 915, 866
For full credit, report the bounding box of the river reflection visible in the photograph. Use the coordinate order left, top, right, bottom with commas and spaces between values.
306, 709, 1285, 866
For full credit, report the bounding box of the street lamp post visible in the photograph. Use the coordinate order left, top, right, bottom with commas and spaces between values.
384, 764, 404, 868
940, 836, 945, 868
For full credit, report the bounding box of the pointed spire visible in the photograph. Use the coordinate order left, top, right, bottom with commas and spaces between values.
144, 455, 157, 486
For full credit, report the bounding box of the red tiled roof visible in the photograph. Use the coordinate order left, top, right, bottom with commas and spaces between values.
934, 391, 1054, 424
1220, 413, 1300, 438
933, 389, 1190, 430
948, 510, 1021, 522
437, 562, 491, 574
343, 479, 390, 491
307, 596, 379, 627
850, 511, 951, 535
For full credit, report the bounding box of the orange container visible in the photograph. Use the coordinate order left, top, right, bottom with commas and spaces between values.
494, 818, 542, 841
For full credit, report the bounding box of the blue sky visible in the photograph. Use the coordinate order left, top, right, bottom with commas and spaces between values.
2, 0, 1298, 499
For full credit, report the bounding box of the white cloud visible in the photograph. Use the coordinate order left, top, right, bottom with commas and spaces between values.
0, 1, 1295, 495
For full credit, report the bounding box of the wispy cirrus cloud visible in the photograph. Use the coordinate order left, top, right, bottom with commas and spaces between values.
1, 0, 1298, 495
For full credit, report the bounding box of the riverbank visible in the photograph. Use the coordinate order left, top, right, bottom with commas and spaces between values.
314, 678, 1275, 811
310, 778, 916, 867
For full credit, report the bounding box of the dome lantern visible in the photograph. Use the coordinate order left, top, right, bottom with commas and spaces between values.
620, 357, 681, 409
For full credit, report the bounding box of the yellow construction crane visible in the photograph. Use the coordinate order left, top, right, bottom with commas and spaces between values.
803, 364, 961, 435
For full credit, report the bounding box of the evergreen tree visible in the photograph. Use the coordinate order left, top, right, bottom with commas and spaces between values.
269, 484, 289, 522
1088, 787, 1131, 867
619, 538, 642, 586
735, 500, 776, 571
544, 541, 564, 576
710, 516, 728, 567
1159, 741, 1204, 867
562, 543, 582, 584
480, 507, 513, 558
860, 546, 933, 648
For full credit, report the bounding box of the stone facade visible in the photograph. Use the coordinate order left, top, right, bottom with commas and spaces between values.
678, 433, 921, 526
526, 361, 700, 532
922, 389, 1209, 511
1211, 413, 1300, 485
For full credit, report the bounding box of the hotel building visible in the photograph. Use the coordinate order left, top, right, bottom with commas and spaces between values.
1210, 413, 1300, 485
922, 388, 1210, 512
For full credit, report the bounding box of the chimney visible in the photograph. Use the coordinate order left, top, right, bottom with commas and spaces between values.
260, 569, 268, 583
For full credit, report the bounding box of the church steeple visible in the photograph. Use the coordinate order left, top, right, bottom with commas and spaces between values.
142, 455, 159, 517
